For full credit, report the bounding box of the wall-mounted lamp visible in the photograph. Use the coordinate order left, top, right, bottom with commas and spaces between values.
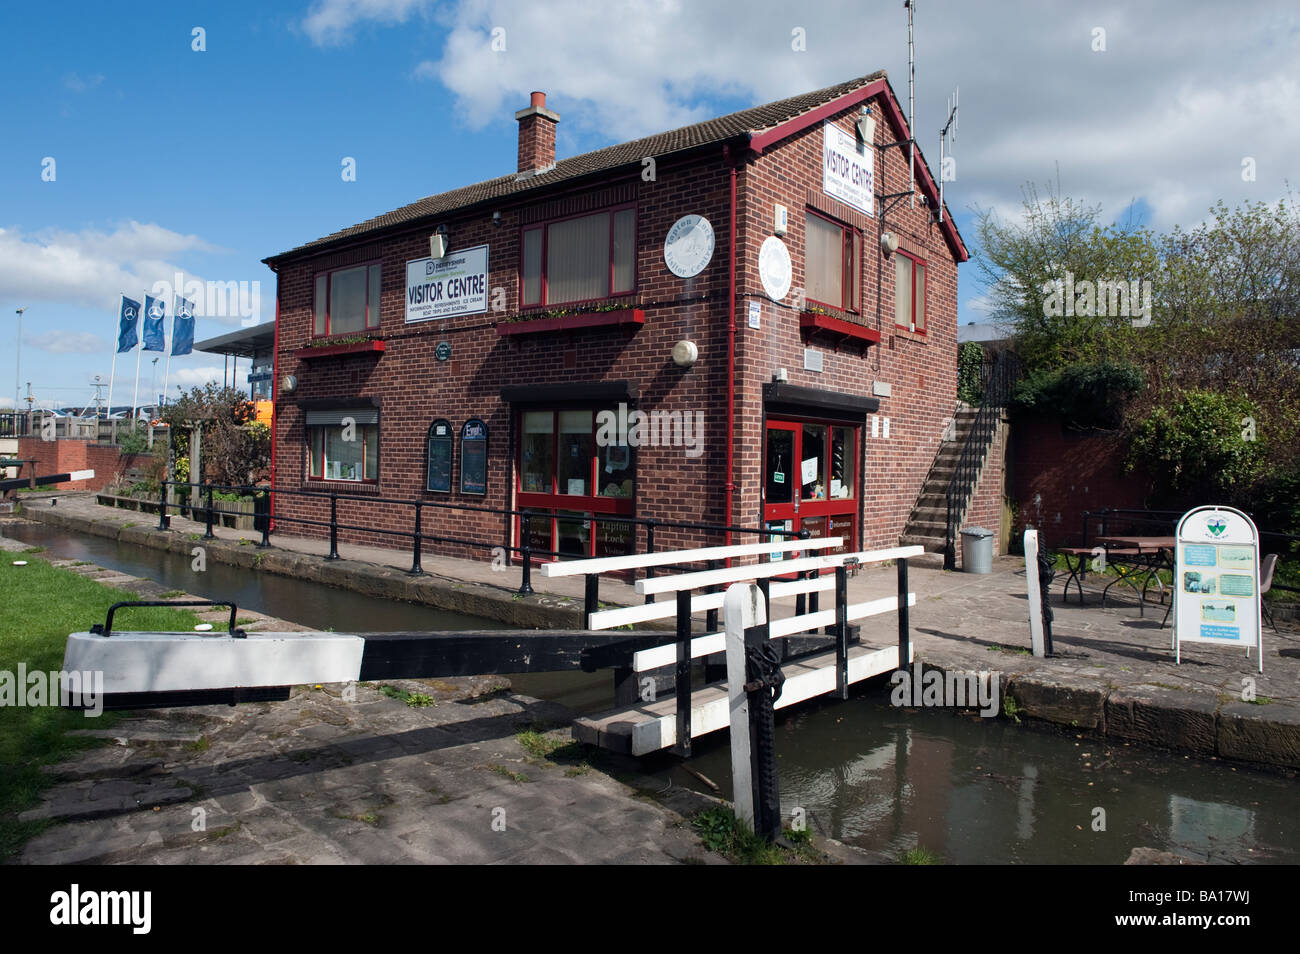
492, 211, 502, 226
671, 339, 698, 368
855, 106, 876, 145
281, 374, 297, 394
773, 368, 789, 383
430, 224, 449, 259
880, 231, 899, 255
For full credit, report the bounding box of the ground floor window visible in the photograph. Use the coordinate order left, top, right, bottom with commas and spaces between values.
306, 409, 379, 482
516, 407, 635, 558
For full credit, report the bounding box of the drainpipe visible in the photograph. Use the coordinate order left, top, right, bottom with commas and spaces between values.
269, 278, 280, 530
724, 146, 738, 553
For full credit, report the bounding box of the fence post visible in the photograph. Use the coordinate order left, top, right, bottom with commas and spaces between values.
157, 480, 169, 530
673, 588, 692, 758
203, 482, 215, 539
834, 564, 849, 700
643, 518, 656, 605
725, 583, 762, 831
583, 573, 598, 627
897, 557, 911, 671
705, 559, 719, 632
408, 501, 424, 575
255, 489, 271, 548
518, 511, 534, 596
326, 493, 339, 560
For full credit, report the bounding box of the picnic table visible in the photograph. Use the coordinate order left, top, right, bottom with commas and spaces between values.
1057, 535, 1175, 617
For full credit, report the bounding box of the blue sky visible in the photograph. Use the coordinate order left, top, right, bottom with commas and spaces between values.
2, 0, 1296, 411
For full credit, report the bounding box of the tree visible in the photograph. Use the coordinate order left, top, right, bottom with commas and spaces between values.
160, 384, 268, 488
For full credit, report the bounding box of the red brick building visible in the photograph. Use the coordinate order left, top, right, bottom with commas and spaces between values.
263, 72, 971, 562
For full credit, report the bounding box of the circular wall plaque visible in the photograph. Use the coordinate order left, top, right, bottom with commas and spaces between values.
759, 236, 792, 301
663, 214, 715, 278
435, 341, 452, 361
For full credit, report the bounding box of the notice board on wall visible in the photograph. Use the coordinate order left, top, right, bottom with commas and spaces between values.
426, 419, 452, 493
459, 418, 488, 495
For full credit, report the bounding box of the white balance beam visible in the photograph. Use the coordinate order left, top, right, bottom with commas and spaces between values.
539, 536, 843, 578
635, 545, 924, 596
586, 574, 836, 630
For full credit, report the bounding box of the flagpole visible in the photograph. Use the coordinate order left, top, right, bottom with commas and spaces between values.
131, 291, 145, 420
163, 302, 174, 406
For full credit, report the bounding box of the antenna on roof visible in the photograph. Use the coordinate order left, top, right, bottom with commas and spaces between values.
906, 0, 915, 209
938, 86, 957, 224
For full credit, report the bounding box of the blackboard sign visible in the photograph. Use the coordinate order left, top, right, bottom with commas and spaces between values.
460, 418, 488, 495
426, 419, 452, 493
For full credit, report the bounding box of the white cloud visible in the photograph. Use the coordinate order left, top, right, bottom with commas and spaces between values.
304, 0, 1299, 233
0, 222, 252, 328
27, 331, 108, 355
63, 72, 105, 92
169, 366, 227, 391
301, 0, 430, 46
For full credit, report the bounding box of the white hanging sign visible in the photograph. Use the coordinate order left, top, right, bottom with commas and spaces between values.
1173, 505, 1262, 671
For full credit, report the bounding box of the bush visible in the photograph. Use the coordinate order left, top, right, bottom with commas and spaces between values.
957, 342, 986, 405
1127, 389, 1264, 502
116, 421, 150, 454
1012, 361, 1143, 430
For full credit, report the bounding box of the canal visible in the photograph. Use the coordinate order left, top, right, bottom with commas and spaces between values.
7, 519, 1298, 864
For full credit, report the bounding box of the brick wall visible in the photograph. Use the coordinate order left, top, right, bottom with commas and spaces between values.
956, 414, 1009, 566
1012, 412, 1150, 550
13, 438, 140, 492
270, 85, 964, 562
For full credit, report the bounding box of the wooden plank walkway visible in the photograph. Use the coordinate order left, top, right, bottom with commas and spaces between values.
572, 640, 910, 756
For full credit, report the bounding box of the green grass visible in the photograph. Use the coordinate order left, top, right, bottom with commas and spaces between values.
690, 807, 820, 865
1247, 695, 1274, 706
378, 684, 435, 708
899, 845, 942, 864
0, 555, 221, 859
987, 644, 1031, 656
1002, 694, 1023, 723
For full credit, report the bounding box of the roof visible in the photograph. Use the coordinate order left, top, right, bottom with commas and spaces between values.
265, 70, 966, 265
958, 322, 1014, 344
194, 322, 276, 358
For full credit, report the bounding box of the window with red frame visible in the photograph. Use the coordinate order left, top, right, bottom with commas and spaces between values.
893, 250, 927, 333
520, 207, 636, 307
804, 210, 861, 312
313, 263, 382, 336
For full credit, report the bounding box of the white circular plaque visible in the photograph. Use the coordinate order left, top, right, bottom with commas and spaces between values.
759, 236, 792, 301
663, 215, 715, 278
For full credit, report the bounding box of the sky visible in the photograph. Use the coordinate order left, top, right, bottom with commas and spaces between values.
1, 0, 1296, 411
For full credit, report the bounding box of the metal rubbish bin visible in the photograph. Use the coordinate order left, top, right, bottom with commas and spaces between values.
960, 527, 995, 574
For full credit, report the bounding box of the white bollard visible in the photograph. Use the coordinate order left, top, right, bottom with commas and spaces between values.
725, 582, 765, 832
1025, 529, 1046, 658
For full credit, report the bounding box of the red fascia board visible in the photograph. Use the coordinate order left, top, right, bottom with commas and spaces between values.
745, 79, 968, 263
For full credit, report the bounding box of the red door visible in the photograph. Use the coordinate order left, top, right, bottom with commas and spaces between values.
763, 418, 858, 557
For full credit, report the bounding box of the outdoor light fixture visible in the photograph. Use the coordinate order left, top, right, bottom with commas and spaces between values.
430, 225, 449, 260
774, 368, 789, 383
855, 106, 876, 145
880, 231, 899, 255
492, 211, 502, 226
671, 339, 698, 367
281, 374, 297, 393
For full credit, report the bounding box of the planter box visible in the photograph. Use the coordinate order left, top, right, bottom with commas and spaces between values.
800, 312, 882, 348
294, 339, 386, 360
496, 308, 645, 337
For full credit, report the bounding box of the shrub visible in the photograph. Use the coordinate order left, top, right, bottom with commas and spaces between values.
1012, 361, 1143, 430
1127, 389, 1264, 502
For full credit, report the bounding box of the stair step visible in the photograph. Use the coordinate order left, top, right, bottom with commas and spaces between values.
899, 533, 947, 553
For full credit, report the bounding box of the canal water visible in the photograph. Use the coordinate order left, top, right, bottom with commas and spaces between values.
7, 520, 1298, 864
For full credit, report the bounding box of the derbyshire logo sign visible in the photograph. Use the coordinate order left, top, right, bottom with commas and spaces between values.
405, 245, 489, 323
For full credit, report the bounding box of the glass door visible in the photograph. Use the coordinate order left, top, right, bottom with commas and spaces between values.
763, 418, 858, 556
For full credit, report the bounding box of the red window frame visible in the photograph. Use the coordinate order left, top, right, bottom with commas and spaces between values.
894, 249, 927, 334
514, 407, 636, 561
804, 209, 862, 313
312, 261, 382, 338
519, 204, 638, 309
305, 421, 380, 484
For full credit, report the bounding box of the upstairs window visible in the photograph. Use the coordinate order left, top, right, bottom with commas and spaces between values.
894, 250, 926, 333
520, 207, 636, 307
314, 263, 382, 336
805, 210, 861, 313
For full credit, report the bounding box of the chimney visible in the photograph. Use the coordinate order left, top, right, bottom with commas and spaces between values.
515, 91, 559, 177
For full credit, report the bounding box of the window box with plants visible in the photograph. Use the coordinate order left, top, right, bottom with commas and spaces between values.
799, 305, 881, 349
496, 304, 645, 337
293, 335, 387, 360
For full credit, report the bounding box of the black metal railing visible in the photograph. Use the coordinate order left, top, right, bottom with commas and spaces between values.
0, 412, 30, 438
156, 479, 801, 597
943, 351, 1021, 569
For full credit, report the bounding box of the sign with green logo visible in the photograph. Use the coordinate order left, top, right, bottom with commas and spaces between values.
1173, 506, 1262, 672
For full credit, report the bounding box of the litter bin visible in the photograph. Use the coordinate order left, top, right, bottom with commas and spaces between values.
960, 527, 995, 574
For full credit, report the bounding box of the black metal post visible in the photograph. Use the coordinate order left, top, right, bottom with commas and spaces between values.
744, 594, 782, 843
897, 558, 910, 672
583, 573, 599, 628
326, 493, 339, 560
408, 500, 424, 575
644, 518, 656, 605
157, 480, 169, 530
255, 489, 271, 548
834, 564, 849, 700
203, 482, 215, 539
705, 559, 719, 632
518, 511, 534, 596
673, 588, 692, 758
